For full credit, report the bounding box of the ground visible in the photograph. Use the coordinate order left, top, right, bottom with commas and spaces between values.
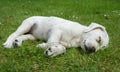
0, 0, 120, 72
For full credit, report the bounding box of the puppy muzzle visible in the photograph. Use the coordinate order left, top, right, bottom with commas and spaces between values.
84, 45, 96, 53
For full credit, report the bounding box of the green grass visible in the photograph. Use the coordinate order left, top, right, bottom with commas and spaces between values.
0, 0, 120, 72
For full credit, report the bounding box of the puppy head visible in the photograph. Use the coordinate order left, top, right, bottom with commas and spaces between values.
80, 23, 109, 53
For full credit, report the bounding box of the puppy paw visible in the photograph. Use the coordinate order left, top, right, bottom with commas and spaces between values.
3, 41, 14, 48
36, 43, 47, 49
13, 39, 22, 47
44, 44, 66, 57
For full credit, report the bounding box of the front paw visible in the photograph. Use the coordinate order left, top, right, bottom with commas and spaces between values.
36, 43, 47, 49
13, 39, 22, 47
44, 44, 66, 57
3, 41, 14, 48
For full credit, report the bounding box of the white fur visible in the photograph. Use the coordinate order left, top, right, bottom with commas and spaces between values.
3, 16, 109, 57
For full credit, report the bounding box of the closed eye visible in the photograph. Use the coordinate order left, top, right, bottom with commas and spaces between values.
96, 36, 101, 44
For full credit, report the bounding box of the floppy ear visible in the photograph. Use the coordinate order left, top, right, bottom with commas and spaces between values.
84, 22, 106, 33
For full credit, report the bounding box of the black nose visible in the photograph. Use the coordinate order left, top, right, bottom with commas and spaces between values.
85, 46, 96, 53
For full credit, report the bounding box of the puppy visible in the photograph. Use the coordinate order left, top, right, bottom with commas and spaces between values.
3, 16, 109, 57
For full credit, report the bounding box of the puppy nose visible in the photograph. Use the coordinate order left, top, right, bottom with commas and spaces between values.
85, 46, 96, 53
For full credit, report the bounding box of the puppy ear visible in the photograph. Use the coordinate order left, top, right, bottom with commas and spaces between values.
84, 22, 106, 33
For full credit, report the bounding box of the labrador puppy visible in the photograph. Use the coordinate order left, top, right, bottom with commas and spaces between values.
3, 16, 109, 57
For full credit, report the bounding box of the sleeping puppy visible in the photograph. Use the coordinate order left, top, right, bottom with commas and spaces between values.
3, 16, 109, 57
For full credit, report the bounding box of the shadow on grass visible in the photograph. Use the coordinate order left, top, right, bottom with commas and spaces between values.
0, 36, 1, 40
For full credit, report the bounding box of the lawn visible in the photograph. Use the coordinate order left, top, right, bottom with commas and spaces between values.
0, 0, 120, 72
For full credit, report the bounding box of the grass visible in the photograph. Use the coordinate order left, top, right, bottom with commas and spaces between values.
0, 0, 120, 72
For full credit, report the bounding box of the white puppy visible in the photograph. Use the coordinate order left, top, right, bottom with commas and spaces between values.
3, 16, 109, 57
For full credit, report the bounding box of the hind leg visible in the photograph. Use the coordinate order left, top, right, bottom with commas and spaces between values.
3, 18, 36, 48
14, 34, 36, 47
